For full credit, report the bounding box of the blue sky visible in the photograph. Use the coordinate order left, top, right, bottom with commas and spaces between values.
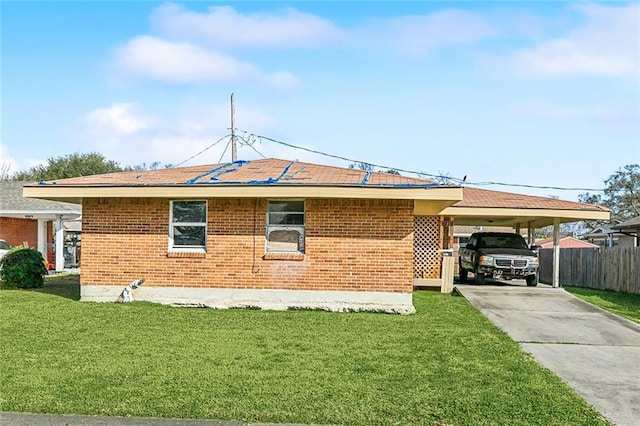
2, 1, 639, 201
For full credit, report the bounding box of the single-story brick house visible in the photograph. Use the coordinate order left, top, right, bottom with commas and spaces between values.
0, 181, 81, 269
23, 158, 609, 312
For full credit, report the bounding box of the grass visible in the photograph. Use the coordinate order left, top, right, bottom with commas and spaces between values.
564, 286, 640, 323
0, 276, 608, 425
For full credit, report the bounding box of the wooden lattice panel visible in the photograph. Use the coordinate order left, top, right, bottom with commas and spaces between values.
414, 216, 442, 279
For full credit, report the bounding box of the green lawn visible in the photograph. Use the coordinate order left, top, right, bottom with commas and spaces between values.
565, 286, 640, 323
0, 276, 607, 425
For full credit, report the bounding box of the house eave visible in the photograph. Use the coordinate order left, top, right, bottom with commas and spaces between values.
23, 185, 464, 204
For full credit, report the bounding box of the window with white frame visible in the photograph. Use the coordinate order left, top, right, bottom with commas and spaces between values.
170, 200, 207, 250
266, 200, 305, 253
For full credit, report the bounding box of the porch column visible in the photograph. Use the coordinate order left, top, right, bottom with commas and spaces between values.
552, 218, 560, 288
37, 219, 48, 261
527, 221, 534, 246
55, 215, 64, 271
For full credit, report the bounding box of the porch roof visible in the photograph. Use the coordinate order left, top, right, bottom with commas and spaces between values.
0, 181, 81, 220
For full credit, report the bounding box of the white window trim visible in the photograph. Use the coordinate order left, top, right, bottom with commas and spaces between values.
266, 200, 305, 254
169, 200, 207, 253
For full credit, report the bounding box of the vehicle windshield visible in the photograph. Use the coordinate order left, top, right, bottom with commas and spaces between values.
477, 235, 528, 250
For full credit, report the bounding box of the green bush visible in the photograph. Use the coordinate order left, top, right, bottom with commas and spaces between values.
0, 248, 48, 289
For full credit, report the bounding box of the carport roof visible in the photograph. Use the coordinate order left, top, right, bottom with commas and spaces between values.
440, 187, 609, 228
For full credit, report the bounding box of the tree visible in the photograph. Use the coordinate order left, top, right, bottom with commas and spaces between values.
0, 162, 10, 181
124, 161, 175, 172
579, 164, 640, 223
348, 162, 401, 175
12, 152, 124, 181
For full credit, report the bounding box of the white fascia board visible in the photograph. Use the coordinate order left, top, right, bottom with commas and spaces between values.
24, 185, 463, 202
440, 207, 610, 222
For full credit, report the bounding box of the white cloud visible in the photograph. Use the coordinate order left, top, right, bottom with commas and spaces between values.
512, 99, 639, 126
112, 35, 298, 86
85, 103, 152, 136
150, 3, 343, 48
511, 4, 639, 79
358, 9, 496, 56
82, 102, 278, 167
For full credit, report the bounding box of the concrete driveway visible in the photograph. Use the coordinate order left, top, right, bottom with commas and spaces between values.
456, 284, 640, 426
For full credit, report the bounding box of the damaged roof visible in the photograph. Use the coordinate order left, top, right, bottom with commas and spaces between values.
30, 158, 438, 188
23, 158, 463, 205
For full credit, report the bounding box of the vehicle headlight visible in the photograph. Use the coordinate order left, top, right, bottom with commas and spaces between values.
529, 257, 539, 266
479, 256, 494, 266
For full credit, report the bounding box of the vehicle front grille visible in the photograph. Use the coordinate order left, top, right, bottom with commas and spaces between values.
495, 259, 528, 268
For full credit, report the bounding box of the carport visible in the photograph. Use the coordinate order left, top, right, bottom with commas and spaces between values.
438, 187, 610, 288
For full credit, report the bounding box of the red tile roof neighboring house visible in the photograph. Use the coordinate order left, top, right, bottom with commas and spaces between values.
535, 236, 600, 249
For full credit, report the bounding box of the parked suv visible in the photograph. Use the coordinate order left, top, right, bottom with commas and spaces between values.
458, 232, 539, 286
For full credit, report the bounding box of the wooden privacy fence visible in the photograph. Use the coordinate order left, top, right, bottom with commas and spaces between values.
539, 247, 640, 294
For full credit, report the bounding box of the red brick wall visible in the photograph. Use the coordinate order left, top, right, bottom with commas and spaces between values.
0, 217, 38, 249
81, 197, 414, 293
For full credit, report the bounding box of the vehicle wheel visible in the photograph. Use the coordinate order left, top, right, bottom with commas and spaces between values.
475, 271, 485, 285
459, 262, 468, 282
526, 274, 538, 287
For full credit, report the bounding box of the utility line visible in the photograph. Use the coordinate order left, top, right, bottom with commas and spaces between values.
176, 134, 231, 168
135, 134, 231, 180
218, 138, 232, 163
238, 131, 605, 192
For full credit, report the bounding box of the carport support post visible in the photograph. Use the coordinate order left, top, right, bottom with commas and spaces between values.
552, 218, 560, 288
55, 215, 64, 272
37, 219, 48, 262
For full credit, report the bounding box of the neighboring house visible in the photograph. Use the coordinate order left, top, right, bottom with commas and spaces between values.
535, 236, 599, 249
611, 216, 640, 247
0, 181, 81, 270
23, 158, 609, 312
584, 226, 636, 248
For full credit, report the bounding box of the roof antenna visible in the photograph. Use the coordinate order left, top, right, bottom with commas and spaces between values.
230, 93, 237, 162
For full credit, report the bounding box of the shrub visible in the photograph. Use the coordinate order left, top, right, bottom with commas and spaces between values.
0, 248, 48, 289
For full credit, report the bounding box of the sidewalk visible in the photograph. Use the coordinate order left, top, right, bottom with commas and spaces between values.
0, 412, 310, 426
0, 413, 238, 426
